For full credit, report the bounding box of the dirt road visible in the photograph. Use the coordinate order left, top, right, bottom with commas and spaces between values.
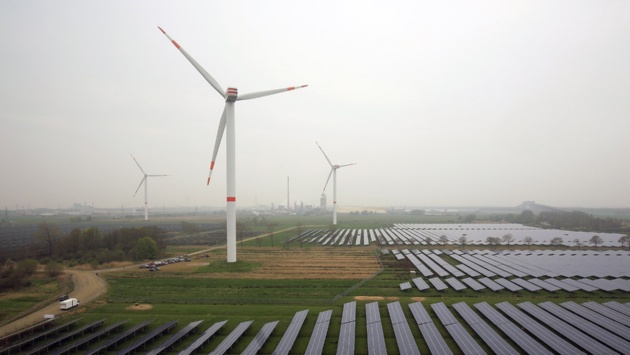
0, 270, 107, 338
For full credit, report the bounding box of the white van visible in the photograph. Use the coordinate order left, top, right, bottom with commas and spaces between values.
59, 298, 79, 310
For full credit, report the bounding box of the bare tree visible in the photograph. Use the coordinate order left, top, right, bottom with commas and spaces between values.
550, 237, 563, 246
524, 236, 533, 249
486, 236, 501, 249
573, 238, 582, 249
457, 235, 467, 248
34, 222, 63, 256
618, 235, 630, 249
439, 235, 449, 246
589, 235, 603, 248
502, 234, 515, 248
266, 222, 278, 247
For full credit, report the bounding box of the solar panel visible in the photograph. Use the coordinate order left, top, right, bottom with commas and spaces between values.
527, 277, 561, 292
461, 277, 486, 291
366, 301, 382, 325
495, 301, 585, 355
494, 278, 523, 292
452, 302, 518, 355
510, 278, 542, 292
539, 303, 630, 353
558, 278, 598, 292
444, 322, 487, 355
273, 309, 309, 355
387, 302, 420, 355
478, 277, 504, 291
241, 321, 279, 355
305, 310, 332, 355
337, 302, 357, 355
411, 277, 430, 291
543, 278, 580, 292
365, 302, 387, 355
83, 320, 154, 355
116, 320, 178, 355
364, 324, 385, 355
517, 301, 612, 355
408, 302, 432, 325
444, 277, 467, 291
455, 264, 481, 278
177, 320, 227, 355
341, 301, 357, 324
474, 302, 552, 355
209, 320, 253, 355
399, 282, 412, 291
49, 319, 128, 355
603, 301, 630, 317
408, 302, 453, 355
146, 320, 203, 355
582, 301, 630, 327
430, 302, 458, 326
562, 302, 630, 341
428, 277, 448, 291
29, 319, 105, 355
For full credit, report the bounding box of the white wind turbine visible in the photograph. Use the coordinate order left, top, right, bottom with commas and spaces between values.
316, 142, 356, 226
131, 154, 168, 221
159, 27, 307, 263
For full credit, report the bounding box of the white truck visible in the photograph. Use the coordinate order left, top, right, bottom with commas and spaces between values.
59, 298, 79, 310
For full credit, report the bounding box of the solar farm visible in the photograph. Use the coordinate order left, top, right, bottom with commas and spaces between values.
1, 222, 629, 354
289, 223, 626, 247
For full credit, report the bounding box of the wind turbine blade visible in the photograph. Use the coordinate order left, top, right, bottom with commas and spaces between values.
316, 142, 333, 167
134, 177, 146, 196
158, 26, 226, 98
148, 174, 169, 177
323, 169, 333, 191
338, 163, 357, 168
237, 85, 308, 101
131, 154, 146, 175
208, 105, 227, 185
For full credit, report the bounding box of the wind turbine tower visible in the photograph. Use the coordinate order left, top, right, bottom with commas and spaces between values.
131, 154, 168, 221
287, 176, 290, 212
316, 142, 356, 226
159, 27, 308, 262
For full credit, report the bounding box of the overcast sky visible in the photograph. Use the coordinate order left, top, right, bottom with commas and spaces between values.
1, 1, 629, 211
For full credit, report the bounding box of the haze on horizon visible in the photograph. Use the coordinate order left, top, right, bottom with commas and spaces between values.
1, 1, 629, 211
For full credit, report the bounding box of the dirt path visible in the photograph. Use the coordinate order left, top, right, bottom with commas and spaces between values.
0, 227, 299, 337
0, 270, 107, 337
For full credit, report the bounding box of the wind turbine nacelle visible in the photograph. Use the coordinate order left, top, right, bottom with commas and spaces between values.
226, 87, 238, 102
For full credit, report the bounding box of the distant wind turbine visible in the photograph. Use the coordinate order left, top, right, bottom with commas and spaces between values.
158, 26, 308, 262
316, 142, 355, 226
131, 154, 167, 221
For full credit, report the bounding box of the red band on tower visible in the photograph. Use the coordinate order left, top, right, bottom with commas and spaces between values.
227, 197, 236, 202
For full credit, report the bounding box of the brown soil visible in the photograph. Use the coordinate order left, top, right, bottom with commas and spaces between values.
125, 304, 153, 311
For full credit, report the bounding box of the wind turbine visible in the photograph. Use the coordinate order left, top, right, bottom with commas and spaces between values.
158, 27, 307, 263
316, 142, 356, 226
131, 154, 167, 221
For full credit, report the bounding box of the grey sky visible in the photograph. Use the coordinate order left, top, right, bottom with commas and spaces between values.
1, 1, 629, 210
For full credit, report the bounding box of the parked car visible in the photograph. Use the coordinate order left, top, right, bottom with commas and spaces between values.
58, 294, 69, 302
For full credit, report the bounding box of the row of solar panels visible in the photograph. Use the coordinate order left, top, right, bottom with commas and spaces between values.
400, 275, 630, 293
294, 224, 625, 247
6, 300, 629, 355
385, 247, 630, 279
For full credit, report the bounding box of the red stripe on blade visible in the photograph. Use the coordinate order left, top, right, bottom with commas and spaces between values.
227, 197, 236, 202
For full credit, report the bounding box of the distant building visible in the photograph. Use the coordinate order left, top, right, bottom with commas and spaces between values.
320, 193, 327, 211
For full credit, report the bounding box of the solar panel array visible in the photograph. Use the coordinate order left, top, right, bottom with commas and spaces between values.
9, 299, 630, 354
337, 301, 356, 355
296, 224, 627, 253
387, 301, 420, 355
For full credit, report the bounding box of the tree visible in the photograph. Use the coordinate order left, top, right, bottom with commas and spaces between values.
573, 238, 582, 249
464, 214, 476, 223
589, 235, 603, 248
618, 235, 630, 249
502, 234, 515, 248
135, 237, 157, 260
17, 259, 38, 276
438, 235, 449, 246
523, 236, 533, 249
550, 237, 563, 246
236, 220, 249, 247
457, 235, 467, 248
486, 236, 501, 249
45, 260, 64, 277
34, 222, 63, 256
